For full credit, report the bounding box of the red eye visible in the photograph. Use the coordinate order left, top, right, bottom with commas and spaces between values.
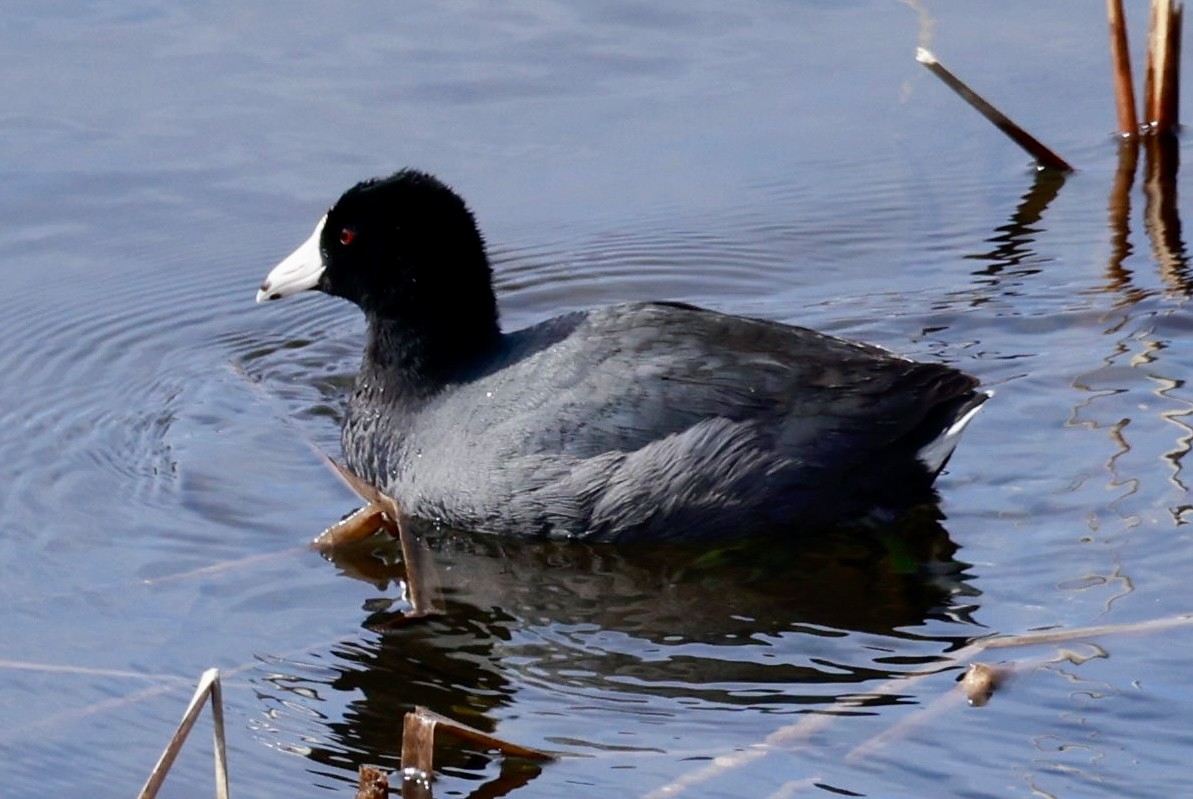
340, 227, 356, 246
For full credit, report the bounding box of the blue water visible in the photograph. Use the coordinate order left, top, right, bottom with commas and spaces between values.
2, 1, 1192, 797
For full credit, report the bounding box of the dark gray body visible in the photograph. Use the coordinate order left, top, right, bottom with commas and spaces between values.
342, 301, 983, 542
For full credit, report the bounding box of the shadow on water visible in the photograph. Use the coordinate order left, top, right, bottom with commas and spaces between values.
251, 509, 976, 793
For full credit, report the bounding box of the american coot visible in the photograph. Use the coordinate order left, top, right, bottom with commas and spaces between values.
257, 169, 987, 543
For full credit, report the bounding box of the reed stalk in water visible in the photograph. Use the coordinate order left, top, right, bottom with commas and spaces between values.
916, 48, 1074, 171
1145, 0, 1183, 133
1114, 0, 1184, 134
1108, 0, 1140, 135
137, 669, 229, 799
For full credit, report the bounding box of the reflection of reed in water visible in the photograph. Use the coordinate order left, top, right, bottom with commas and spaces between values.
964, 169, 1066, 288
1142, 134, 1188, 291
1097, 65, 1193, 496
1077, 128, 1193, 516
1069, 328, 1193, 524
1106, 134, 1189, 296
1090, 1, 1193, 508
1105, 140, 1142, 298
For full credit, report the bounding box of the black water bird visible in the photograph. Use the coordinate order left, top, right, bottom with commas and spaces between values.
257, 169, 986, 543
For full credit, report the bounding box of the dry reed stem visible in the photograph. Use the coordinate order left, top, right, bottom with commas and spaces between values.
310, 501, 392, 549
21, 681, 189, 740
841, 648, 1106, 764
1171, 4, 1184, 128
137, 668, 229, 799
355, 766, 390, 799
316, 457, 446, 620
399, 706, 554, 798
764, 776, 825, 799
1146, 0, 1161, 122
22, 631, 358, 746
141, 548, 307, 586
0, 660, 191, 682
1108, 0, 1140, 134
401, 710, 437, 799
232, 360, 444, 613
404, 705, 554, 763
312, 457, 400, 547
643, 612, 1193, 798
916, 48, 1074, 172
1146, 0, 1184, 132
981, 613, 1193, 648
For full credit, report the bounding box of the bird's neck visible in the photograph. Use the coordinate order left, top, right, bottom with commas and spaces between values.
360, 310, 502, 399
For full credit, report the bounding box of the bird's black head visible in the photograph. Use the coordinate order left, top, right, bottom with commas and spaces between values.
258, 169, 502, 382
322, 170, 494, 319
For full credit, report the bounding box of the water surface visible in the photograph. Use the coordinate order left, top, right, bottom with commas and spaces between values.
2, 1, 1192, 797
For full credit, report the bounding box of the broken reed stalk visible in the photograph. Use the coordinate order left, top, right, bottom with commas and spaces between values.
313, 456, 405, 550
137, 668, 229, 799
317, 457, 446, 621
843, 650, 1101, 765
1108, 0, 1140, 134
311, 499, 392, 549
398, 706, 554, 799
403, 706, 554, 765
355, 766, 390, 799
916, 48, 1074, 172
234, 362, 446, 621
1145, 0, 1184, 132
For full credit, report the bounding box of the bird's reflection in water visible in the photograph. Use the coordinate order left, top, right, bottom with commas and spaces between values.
274, 506, 977, 794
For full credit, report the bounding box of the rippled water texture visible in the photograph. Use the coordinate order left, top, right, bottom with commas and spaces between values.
3, 2, 1193, 797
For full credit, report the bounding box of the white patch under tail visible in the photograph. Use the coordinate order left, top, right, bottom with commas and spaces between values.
917, 391, 992, 475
